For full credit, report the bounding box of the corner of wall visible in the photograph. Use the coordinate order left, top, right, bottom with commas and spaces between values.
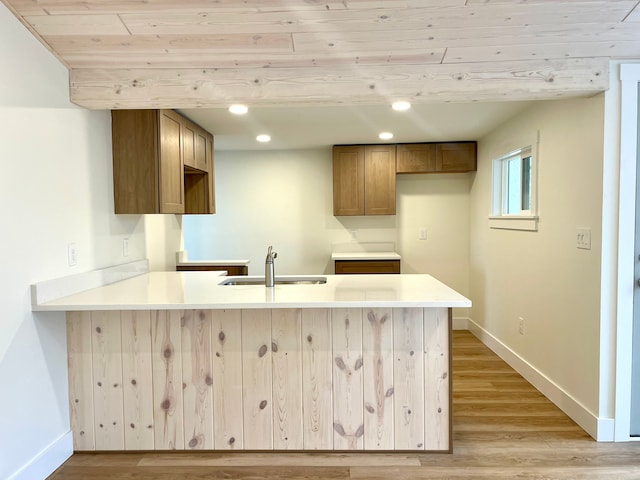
144, 214, 184, 271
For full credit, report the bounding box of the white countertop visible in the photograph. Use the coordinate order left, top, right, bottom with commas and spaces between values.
33, 272, 471, 311
176, 259, 250, 266
331, 252, 401, 261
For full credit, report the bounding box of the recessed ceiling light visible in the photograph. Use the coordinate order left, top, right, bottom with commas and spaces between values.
379, 132, 394, 140
229, 104, 248, 115
392, 101, 411, 111
256, 134, 271, 143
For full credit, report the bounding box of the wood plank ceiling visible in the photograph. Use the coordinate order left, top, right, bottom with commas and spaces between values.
2, 0, 639, 109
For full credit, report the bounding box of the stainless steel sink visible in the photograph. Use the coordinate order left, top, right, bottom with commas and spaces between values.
220, 276, 327, 286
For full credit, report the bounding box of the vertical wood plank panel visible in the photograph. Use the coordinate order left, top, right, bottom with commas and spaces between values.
241, 309, 273, 450
181, 309, 214, 449
393, 308, 425, 450
302, 308, 333, 449
212, 309, 244, 449
151, 310, 184, 450
331, 308, 364, 450
424, 307, 450, 451
67, 311, 95, 451
121, 310, 154, 450
271, 309, 303, 449
363, 308, 394, 450
91, 311, 125, 450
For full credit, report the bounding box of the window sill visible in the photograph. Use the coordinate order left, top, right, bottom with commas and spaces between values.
488, 215, 539, 231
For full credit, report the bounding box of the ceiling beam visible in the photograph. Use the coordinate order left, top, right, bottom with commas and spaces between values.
70, 57, 609, 109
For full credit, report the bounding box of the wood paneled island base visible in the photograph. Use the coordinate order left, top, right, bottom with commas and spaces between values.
67, 307, 451, 453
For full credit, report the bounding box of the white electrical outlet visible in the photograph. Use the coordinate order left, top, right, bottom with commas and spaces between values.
576, 228, 592, 250
418, 227, 427, 240
67, 243, 78, 266
518, 317, 525, 335
123, 238, 129, 257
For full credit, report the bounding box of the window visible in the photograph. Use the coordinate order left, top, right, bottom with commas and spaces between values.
489, 144, 538, 231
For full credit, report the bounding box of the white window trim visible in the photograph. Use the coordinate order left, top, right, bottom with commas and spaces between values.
489, 131, 540, 231
488, 215, 539, 231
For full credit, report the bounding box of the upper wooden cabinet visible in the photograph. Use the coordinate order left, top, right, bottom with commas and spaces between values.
396, 142, 476, 174
111, 109, 215, 215
436, 142, 477, 172
333, 144, 396, 216
182, 117, 210, 172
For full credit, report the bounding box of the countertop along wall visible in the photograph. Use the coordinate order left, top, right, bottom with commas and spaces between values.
183, 148, 472, 314
469, 95, 605, 437
0, 3, 149, 478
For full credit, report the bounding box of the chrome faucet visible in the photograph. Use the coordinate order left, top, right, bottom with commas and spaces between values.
265, 246, 278, 287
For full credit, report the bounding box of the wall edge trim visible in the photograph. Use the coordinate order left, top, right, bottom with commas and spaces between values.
7, 430, 73, 480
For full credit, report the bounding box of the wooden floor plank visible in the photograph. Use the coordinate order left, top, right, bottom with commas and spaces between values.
48, 331, 640, 480
349, 466, 640, 479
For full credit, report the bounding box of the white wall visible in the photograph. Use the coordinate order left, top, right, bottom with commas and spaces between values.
145, 215, 183, 271
184, 148, 471, 313
0, 4, 148, 478
469, 96, 605, 428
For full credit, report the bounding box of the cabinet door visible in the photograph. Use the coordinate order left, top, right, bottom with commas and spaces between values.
435, 142, 477, 172
364, 145, 396, 215
158, 110, 185, 214
182, 118, 197, 169
333, 146, 365, 216
396, 144, 436, 173
184, 127, 215, 214
111, 110, 159, 214
194, 127, 209, 172
206, 134, 216, 213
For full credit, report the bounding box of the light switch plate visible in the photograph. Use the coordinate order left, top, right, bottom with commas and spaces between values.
67, 243, 78, 266
576, 228, 591, 250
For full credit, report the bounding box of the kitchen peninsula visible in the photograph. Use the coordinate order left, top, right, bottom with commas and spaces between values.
33, 267, 470, 453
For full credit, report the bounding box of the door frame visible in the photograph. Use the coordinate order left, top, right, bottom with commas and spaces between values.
614, 63, 640, 441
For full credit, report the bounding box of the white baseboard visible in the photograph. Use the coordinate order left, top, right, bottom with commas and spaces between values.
8, 430, 73, 480
466, 319, 613, 441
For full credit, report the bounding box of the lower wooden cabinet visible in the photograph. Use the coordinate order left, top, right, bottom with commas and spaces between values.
176, 264, 248, 275
335, 260, 401, 274
66, 307, 451, 452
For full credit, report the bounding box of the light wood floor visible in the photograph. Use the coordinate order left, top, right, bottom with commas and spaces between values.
48, 331, 640, 480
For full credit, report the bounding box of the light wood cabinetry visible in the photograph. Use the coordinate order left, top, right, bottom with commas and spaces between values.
396, 142, 477, 174
335, 259, 401, 274
67, 306, 451, 452
333, 145, 396, 216
112, 109, 215, 214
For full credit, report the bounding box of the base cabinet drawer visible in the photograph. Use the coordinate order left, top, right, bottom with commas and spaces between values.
335, 260, 401, 274
176, 265, 248, 275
